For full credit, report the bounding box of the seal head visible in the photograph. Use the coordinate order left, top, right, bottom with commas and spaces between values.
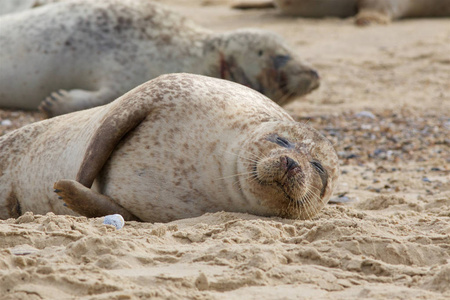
233, 121, 339, 219
209, 29, 320, 105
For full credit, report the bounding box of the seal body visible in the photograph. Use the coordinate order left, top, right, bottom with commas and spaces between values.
356, 0, 450, 25
0, 74, 338, 222
272, 0, 450, 24
0, 0, 319, 116
275, 0, 358, 18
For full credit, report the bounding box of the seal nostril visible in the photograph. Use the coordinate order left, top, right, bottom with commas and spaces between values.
282, 156, 298, 172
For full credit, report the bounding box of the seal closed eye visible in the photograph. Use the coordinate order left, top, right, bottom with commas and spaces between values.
310, 160, 328, 197
266, 134, 295, 149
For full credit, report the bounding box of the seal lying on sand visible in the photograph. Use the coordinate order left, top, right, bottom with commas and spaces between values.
273, 0, 358, 18
275, 0, 450, 24
0, 0, 319, 117
233, 0, 450, 25
355, 0, 450, 25
0, 74, 338, 222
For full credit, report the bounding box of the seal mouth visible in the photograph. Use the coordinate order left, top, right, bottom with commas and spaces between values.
306, 70, 321, 92
265, 68, 320, 106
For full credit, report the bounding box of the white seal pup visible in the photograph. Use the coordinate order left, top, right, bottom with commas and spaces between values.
0, 0, 319, 117
0, 74, 338, 222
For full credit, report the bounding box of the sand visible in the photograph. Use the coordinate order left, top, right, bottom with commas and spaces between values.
0, 1, 449, 299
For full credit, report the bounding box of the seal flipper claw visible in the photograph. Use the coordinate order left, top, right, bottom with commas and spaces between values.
54, 179, 140, 221
39, 88, 118, 118
39, 89, 71, 117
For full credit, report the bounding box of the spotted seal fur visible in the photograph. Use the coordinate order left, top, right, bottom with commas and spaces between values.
0, 0, 319, 117
0, 73, 338, 222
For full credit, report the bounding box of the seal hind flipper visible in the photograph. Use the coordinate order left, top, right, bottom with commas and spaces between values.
76, 92, 151, 188
54, 179, 140, 221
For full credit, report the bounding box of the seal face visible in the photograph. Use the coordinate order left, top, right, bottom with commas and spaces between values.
0, 73, 338, 222
237, 123, 338, 220
213, 29, 320, 106
0, 0, 319, 116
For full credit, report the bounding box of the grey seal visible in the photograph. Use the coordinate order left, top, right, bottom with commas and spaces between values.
0, 0, 319, 117
233, 0, 450, 25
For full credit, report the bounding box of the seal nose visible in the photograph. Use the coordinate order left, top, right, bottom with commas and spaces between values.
307, 69, 320, 91
281, 156, 299, 172
309, 69, 320, 80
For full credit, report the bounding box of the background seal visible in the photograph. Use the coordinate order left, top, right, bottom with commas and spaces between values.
0, 0, 319, 116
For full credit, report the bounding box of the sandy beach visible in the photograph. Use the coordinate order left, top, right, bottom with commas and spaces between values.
0, 1, 449, 299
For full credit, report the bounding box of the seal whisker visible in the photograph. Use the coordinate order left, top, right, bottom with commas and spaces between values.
299, 192, 314, 220
304, 188, 322, 218
226, 148, 268, 164
246, 173, 260, 185
216, 171, 257, 181
304, 183, 322, 195
222, 150, 260, 164
292, 185, 317, 220
231, 172, 259, 190
240, 149, 266, 161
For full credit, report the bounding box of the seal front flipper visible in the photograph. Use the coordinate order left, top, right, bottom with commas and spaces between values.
54, 180, 140, 221
38, 87, 119, 118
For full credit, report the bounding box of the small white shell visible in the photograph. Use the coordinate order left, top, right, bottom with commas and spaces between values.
1, 119, 12, 126
103, 214, 125, 230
